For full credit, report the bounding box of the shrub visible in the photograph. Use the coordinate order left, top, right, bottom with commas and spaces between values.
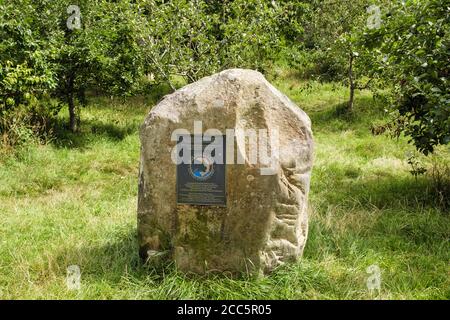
365, 0, 450, 154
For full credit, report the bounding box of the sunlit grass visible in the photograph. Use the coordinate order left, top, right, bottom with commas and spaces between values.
0, 72, 448, 299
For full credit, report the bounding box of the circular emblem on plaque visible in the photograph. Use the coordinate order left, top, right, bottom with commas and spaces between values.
189, 156, 214, 181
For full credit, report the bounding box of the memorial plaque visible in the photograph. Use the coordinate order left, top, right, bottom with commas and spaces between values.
176, 135, 226, 206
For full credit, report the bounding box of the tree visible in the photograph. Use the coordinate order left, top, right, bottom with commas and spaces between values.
1, 0, 152, 133
1, 0, 289, 137
51, 0, 151, 132
364, 0, 449, 154
1, 0, 286, 134
0, 0, 59, 136
139, 0, 284, 87
298, 0, 386, 111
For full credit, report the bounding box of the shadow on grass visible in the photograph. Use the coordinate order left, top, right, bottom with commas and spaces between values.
49, 86, 173, 150
54, 228, 153, 283
50, 118, 139, 149
55, 174, 448, 282
310, 97, 386, 133
313, 165, 449, 212
45, 194, 447, 300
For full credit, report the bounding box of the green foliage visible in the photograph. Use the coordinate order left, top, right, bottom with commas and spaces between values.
46, 0, 152, 131
0, 0, 149, 134
406, 152, 428, 177
270, 0, 307, 44
295, 0, 370, 80
364, 0, 450, 154
1, 0, 285, 136
141, 0, 283, 86
0, 0, 59, 142
1, 0, 447, 156
288, 0, 388, 111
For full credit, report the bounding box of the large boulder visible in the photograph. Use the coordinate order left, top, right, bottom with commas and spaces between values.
138, 69, 314, 274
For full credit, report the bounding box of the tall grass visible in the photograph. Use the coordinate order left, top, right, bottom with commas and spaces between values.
0, 71, 448, 299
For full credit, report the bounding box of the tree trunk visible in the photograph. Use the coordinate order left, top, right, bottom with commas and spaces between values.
348, 53, 355, 112
67, 74, 77, 132
68, 94, 77, 132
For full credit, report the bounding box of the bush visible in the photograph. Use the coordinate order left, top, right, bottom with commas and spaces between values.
365, 0, 450, 154
0, 1, 60, 147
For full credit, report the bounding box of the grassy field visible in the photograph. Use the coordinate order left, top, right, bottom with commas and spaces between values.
0, 69, 449, 299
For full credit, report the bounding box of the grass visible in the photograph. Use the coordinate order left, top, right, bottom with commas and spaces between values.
0, 70, 449, 300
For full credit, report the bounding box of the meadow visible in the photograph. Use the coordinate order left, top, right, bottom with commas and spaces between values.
0, 69, 448, 299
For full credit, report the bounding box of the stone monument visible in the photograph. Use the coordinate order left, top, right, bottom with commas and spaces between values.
138, 69, 314, 274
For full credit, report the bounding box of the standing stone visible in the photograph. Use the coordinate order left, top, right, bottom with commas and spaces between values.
138, 69, 314, 274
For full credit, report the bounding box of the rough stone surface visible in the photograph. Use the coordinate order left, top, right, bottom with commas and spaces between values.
138, 69, 314, 274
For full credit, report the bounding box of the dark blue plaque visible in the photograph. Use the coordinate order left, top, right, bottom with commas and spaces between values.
176, 135, 226, 206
